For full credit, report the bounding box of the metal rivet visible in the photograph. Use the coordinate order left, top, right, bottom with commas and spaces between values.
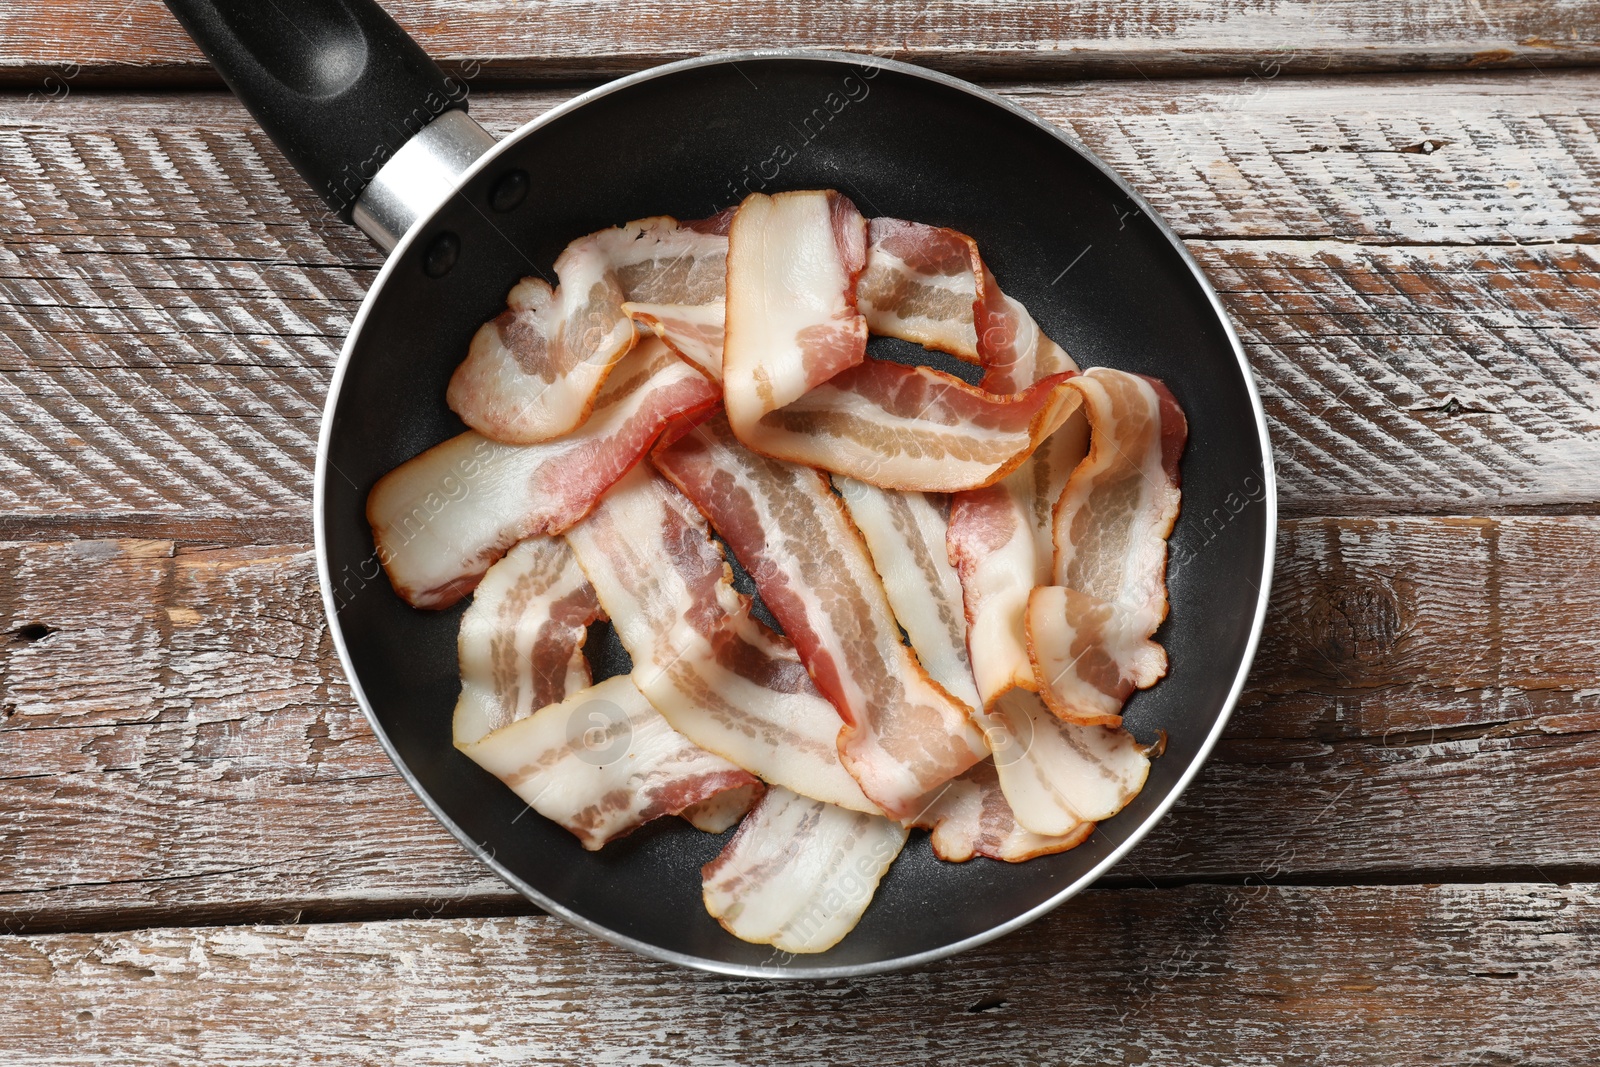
423, 231, 460, 278
490, 169, 530, 213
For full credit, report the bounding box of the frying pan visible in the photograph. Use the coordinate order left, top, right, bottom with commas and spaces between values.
164, 0, 1276, 977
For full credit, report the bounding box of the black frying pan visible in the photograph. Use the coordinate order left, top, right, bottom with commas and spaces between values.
165, 0, 1275, 977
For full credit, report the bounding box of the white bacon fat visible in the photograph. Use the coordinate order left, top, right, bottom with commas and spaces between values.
701, 786, 907, 954
459, 674, 759, 851
368, 338, 718, 609
452, 537, 602, 747
720, 191, 1082, 493
448, 214, 730, 444
1029, 368, 1187, 727
564, 466, 879, 814
910, 759, 1093, 863
654, 415, 987, 817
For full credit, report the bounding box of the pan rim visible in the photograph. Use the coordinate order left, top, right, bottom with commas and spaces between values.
313, 48, 1278, 980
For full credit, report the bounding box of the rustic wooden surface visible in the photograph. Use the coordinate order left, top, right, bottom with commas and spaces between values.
1, 3, 1597, 1062
3, 0, 1598, 84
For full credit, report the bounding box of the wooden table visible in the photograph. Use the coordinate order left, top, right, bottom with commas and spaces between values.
3, 3, 1598, 1062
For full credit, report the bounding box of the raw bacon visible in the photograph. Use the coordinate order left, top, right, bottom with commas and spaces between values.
653, 414, 987, 817
458, 674, 759, 851
834, 478, 980, 710
368, 338, 719, 609
909, 760, 1093, 863
448, 214, 729, 443
452, 537, 602, 747
563, 466, 880, 814
1029, 369, 1186, 726
721, 191, 1081, 492
701, 786, 907, 953
857, 217, 982, 360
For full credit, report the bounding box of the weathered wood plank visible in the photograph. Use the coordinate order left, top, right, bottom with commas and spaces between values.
4, 885, 1597, 1065
3, 0, 1595, 86
1, 79, 1597, 523
2, 518, 1596, 932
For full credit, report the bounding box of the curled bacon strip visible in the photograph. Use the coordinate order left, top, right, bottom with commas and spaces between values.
563, 466, 879, 814
448, 214, 730, 444
721, 191, 1081, 493
452, 538, 602, 747
654, 414, 987, 817
368, 338, 719, 609
910, 760, 1093, 863
1028, 369, 1187, 727
702, 785, 907, 953
459, 674, 760, 851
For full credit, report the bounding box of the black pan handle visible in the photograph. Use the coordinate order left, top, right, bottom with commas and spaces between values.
163, 0, 471, 221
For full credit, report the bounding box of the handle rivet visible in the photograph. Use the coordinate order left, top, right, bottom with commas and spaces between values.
490, 169, 530, 213
422, 231, 460, 277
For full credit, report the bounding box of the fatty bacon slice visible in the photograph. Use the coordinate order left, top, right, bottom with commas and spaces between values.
945, 403, 1091, 710
702, 786, 907, 953
909, 760, 1092, 863
452, 537, 602, 747
448, 212, 731, 443
368, 337, 719, 609
840, 475, 1134, 844
1028, 368, 1187, 727
563, 465, 879, 814
721, 190, 1080, 493
459, 674, 759, 851
654, 414, 987, 818
857, 217, 1079, 396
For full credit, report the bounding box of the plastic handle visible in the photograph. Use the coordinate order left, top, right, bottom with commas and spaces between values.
163, 0, 467, 219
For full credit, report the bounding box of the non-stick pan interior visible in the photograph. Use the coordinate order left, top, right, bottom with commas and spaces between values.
319, 55, 1272, 976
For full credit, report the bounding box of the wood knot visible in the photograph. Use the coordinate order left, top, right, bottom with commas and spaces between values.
1307, 579, 1406, 667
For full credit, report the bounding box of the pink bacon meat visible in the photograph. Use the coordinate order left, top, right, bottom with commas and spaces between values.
653, 414, 988, 818
720, 190, 1081, 493
448, 212, 731, 444
368, 337, 719, 610
1028, 368, 1188, 727
563, 466, 879, 814
459, 674, 760, 851
452, 537, 603, 747
701, 785, 906, 954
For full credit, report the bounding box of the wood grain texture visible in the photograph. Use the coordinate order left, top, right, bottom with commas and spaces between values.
2, 517, 1595, 932
3, 0, 1596, 86
1, 78, 1597, 525
3, 885, 1598, 1065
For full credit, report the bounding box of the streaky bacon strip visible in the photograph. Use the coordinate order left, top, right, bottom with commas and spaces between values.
857, 218, 982, 361
563, 465, 879, 814
840, 473, 1143, 847
1030, 368, 1187, 726
721, 190, 1081, 492
910, 760, 1093, 863
834, 477, 981, 711
448, 214, 730, 443
701, 785, 907, 953
653, 414, 987, 818
459, 674, 760, 851
982, 688, 1150, 835
452, 537, 602, 747
680, 784, 762, 834
947, 470, 1046, 708
368, 338, 719, 609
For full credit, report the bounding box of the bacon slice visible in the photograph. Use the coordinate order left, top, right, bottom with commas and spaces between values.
654, 415, 987, 816
452, 537, 602, 747
857, 218, 982, 360
721, 191, 1081, 492
368, 338, 719, 609
1029, 369, 1187, 726
981, 688, 1149, 835
834, 478, 981, 710
563, 466, 879, 814
909, 759, 1093, 862
448, 214, 729, 444
947, 471, 1044, 708
623, 300, 724, 380
458, 674, 759, 851
680, 784, 762, 834
701, 786, 907, 953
